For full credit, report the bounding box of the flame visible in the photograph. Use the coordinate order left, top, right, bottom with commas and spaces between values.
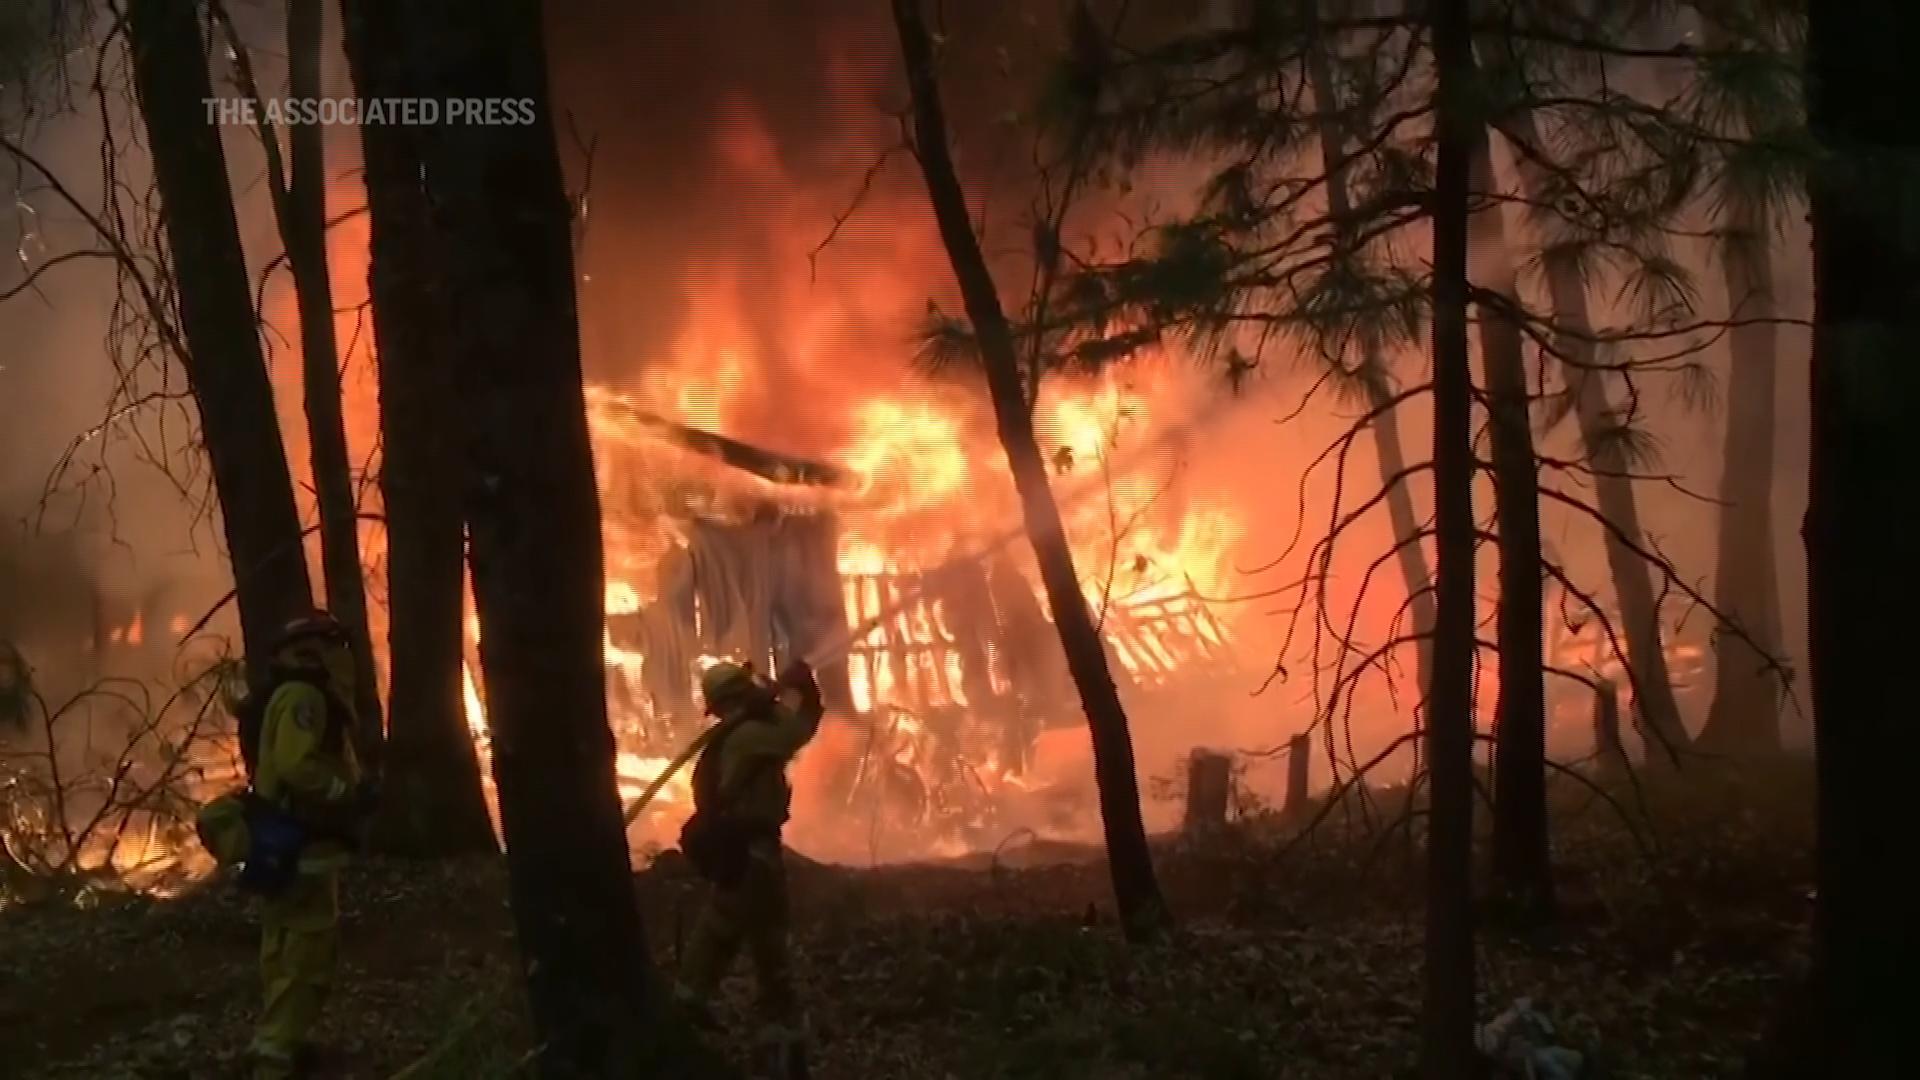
672, 347, 750, 432
841, 398, 971, 512
463, 662, 486, 740
616, 751, 693, 830
244, 122, 1257, 873
67, 89, 1276, 894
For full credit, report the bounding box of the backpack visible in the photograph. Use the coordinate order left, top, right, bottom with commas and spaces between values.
211, 668, 356, 895
193, 787, 310, 897
679, 715, 780, 886
235, 667, 350, 784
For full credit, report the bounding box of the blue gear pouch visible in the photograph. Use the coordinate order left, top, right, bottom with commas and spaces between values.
238, 791, 309, 896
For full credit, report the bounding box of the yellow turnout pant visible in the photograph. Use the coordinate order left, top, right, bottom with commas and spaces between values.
679, 839, 796, 1023
251, 870, 340, 1078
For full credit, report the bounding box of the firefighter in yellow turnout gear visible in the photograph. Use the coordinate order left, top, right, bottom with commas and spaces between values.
244, 613, 366, 1079
676, 659, 823, 1071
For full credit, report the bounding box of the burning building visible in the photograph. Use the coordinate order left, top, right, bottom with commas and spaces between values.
253, 2, 1268, 862
453, 378, 1253, 859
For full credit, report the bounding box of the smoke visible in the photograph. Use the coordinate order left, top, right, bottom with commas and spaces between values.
1, 28, 262, 706
1, 3, 1817, 875
533, 5, 1382, 797
546, 1, 1089, 448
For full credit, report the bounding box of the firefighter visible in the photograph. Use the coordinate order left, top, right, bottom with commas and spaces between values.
247, 611, 367, 1080
675, 658, 824, 1074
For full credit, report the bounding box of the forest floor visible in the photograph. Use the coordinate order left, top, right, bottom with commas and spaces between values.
0, 757, 1811, 1080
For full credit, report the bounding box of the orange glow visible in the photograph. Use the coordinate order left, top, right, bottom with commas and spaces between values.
229, 105, 1264, 871
841, 398, 971, 513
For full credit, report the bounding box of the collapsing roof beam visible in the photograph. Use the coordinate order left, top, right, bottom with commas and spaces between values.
598, 398, 855, 489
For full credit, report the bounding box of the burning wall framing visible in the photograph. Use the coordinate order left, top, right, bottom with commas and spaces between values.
483, 386, 1255, 857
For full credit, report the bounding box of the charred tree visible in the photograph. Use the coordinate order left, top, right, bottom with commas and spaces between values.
401, 1, 717, 1071
1424, 0, 1481, 1072
282, 0, 384, 766
893, 0, 1168, 940
1468, 128, 1554, 923
126, 0, 311, 667
1750, 3, 1920, 1072
339, 0, 494, 856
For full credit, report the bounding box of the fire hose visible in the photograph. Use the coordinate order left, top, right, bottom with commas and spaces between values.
621, 722, 722, 827
618, 401, 1232, 829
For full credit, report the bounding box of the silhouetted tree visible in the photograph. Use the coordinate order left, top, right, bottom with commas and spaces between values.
401, 0, 705, 1071
1489, 85, 1688, 757
1750, 1, 1919, 1072
892, 0, 1169, 941
1698, 6, 1792, 755
1303, 5, 1436, 695
126, 0, 311, 667
1466, 108, 1554, 923
282, 0, 384, 764
340, 0, 494, 856
1424, 0, 1481, 1072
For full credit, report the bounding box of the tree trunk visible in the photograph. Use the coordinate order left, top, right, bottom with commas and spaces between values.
1283, 732, 1310, 817
1183, 749, 1231, 836
892, 0, 1168, 940
1700, 189, 1784, 752
1304, 9, 1435, 694
1493, 107, 1689, 759
1424, 0, 1481, 1073
1697, 13, 1784, 754
284, 0, 384, 768
125, 0, 311, 668
1467, 129, 1554, 923
1592, 679, 1627, 777
1751, 4, 1920, 1072
339, 0, 494, 856
403, 3, 702, 1072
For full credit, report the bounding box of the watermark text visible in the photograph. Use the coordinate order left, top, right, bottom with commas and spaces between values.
202, 96, 536, 127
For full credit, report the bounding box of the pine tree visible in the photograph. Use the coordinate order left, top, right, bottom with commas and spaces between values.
893, 0, 1169, 940
1694, 2, 1799, 754
1749, 1, 1920, 1071
1424, 0, 1483, 1067
1466, 111, 1555, 921
1487, 89, 1690, 758
1303, 3, 1437, 697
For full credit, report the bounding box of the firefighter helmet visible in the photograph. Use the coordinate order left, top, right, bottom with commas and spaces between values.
699, 661, 758, 712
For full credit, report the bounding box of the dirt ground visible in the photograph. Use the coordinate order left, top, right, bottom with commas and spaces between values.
0, 762, 1811, 1079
